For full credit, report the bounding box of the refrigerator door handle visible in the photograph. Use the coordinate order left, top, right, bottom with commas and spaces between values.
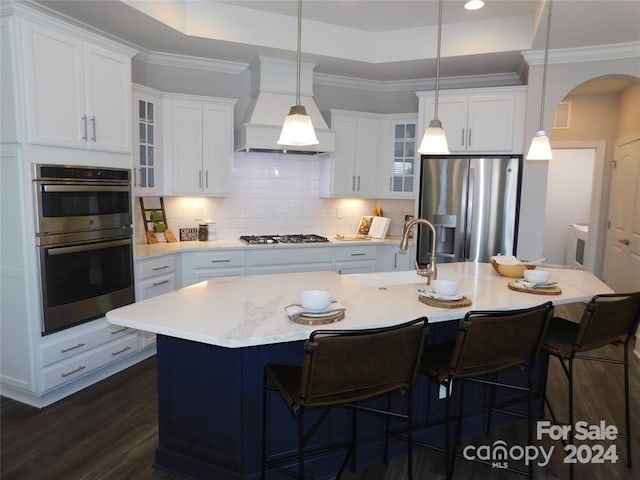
464, 168, 474, 259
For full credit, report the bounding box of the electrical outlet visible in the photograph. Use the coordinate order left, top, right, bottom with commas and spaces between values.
194, 208, 203, 221
336, 207, 343, 219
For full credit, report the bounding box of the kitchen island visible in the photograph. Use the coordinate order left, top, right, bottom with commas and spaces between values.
107, 262, 611, 479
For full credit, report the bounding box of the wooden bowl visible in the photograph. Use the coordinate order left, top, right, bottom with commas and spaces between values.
491, 259, 536, 278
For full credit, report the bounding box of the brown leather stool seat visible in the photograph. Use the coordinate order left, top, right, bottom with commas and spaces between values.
542, 292, 640, 480
261, 317, 429, 480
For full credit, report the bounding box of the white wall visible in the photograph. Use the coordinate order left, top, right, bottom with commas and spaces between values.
134, 152, 415, 242
543, 148, 595, 266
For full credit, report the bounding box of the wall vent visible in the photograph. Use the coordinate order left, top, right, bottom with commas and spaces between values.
553, 102, 571, 129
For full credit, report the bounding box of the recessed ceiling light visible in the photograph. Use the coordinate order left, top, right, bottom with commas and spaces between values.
465, 0, 485, 11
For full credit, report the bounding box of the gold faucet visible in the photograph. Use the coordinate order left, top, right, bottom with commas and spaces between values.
399, 218, 438, 285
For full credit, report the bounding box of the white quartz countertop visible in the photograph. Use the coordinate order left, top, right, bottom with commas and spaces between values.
107, 262, 612, 348
134, 236, 405, 259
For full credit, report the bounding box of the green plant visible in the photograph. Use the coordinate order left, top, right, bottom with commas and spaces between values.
150, 211, 167, 233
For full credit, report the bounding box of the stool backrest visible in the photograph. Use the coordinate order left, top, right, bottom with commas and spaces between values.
448, 302, 553, 378
574, 292, 640, 352
299, 317, 428, 407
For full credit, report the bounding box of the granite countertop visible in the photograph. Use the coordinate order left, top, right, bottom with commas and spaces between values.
134, 236, 407, 259
107, 262, 611, 348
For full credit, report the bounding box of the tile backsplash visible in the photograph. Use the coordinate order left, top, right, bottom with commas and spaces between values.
135, 152, 415, 243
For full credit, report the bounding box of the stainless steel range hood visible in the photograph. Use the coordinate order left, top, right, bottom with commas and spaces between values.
235, 56, 334, 154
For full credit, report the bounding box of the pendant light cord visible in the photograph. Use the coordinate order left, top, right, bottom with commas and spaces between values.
295, 0, 302, 107
538, 0, 552, 130
434, 0, 443, 121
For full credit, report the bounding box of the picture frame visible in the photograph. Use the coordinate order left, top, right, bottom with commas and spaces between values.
355, 215, 374, 235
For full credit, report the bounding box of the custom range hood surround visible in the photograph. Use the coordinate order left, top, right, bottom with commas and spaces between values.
236, 56, 334, 154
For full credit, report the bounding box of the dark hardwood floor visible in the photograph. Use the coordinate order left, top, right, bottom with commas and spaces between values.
2, 304, 638, 480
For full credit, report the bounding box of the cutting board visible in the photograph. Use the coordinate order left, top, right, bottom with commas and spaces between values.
418, 295, 472, 309
508, 281, 562, 295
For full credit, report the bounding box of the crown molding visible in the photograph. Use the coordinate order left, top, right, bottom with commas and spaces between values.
523, 41, 640, 66
135, 50, 248, 75
314, 71, 524, 92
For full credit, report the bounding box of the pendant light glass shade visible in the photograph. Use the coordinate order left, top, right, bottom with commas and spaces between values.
418, 119, 449, 155
526, 1, 553, 161
526, 130, 553, 160
277, 0, 319, 147
278, 105, 319, 146
419, 0, 449, 155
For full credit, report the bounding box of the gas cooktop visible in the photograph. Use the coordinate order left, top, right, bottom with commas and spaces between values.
239, 234, 330, 245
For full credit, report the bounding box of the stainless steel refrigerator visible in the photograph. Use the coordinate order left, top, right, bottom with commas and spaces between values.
416, 155, 522, 265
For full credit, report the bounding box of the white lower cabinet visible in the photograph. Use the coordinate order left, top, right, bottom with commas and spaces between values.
247, 247, 334, 275
38, 319, 138, 392
181, 250, 246, 286
377, 244, 416, 271
334, 245, 378, 274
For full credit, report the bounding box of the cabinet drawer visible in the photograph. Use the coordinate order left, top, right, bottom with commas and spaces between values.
335, 245, 377, 262
183, 250, 246, 269
248, 247, 333, 266
137, 272, 176, 300
138, 255, 176, 280
40, 333, 138, 392
39, 320, 132, 368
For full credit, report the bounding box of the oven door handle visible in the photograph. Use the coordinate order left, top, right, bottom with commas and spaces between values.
46, 238, 131, 256
41, 185, 130, 193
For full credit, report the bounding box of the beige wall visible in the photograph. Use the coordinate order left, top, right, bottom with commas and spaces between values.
618, 83, 640, 139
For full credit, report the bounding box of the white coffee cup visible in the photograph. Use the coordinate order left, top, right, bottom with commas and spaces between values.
431, 279, 459, 296
300, 290, 332, 312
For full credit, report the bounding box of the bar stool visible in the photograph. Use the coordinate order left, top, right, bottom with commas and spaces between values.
261, 317, 428, 480
420, 302, 553, 480
542, 292, 640, 480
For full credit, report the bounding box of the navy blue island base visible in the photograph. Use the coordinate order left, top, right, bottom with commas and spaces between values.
153, 320, 548, 480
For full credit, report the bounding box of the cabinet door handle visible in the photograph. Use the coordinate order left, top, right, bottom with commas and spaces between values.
152, 280, 170, 286
394, 253, 397, 269
210, 259, 231, 263
82, 116, 88, 140
461, 129, 465, 147
61, 342, 85, 353
350, 252, 367, 257
133, 168, 137, 187
389, 176, 393, 191
357, 176, 361, 191
61, 365, 86, 378
90, 116, 97, 141
468, 128, 472, 146
152, 265, 170, 271
111, 346, 132, 357
205, 170, 209, 189
199, 170, 202, 188
352, 175, 356, 191
110, 327, 128, 335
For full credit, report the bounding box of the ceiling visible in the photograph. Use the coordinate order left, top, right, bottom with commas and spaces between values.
34, 0, 640, 88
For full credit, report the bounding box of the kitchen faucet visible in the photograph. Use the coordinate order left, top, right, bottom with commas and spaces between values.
399, 218, 438, 285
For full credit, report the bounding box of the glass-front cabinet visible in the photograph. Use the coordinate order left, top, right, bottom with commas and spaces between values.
132, 84, 163, 195
380, 114, 417, 198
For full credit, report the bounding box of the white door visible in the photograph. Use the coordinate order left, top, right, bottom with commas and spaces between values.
202, 102, 233, 196
169, 100, 203, 195
424, 95, 467, 153
466, 95, 515, 152
603, 139, 640, 292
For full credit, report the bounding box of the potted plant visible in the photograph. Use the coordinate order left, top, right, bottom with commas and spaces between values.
150, 210, 167, 241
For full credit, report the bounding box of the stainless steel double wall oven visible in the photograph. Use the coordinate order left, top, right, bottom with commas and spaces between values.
34, 164, 135, 335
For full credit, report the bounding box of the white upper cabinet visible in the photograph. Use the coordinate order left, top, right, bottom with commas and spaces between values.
20, 19, 134, 153
417, 86, 526, 154
321, 110, 381, 198
132, 84, 163, 195
379, 114, 418, 199
163, 93, 237, 196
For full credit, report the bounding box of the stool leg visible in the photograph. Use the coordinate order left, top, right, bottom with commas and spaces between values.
351, 408, 357, 473
407, 389, 413, 480
298, 409, 305, 480
450, 380, 465, 480
383, 393, 391, 464
261, 372, 268, 480
568, 357, 575, 480
527, 365, 534, 479
485, 372, 497, 436
444, 379, 452, 480
624, 343, 632, 468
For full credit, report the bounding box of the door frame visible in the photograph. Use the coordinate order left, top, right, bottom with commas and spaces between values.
550, 140, 606, 276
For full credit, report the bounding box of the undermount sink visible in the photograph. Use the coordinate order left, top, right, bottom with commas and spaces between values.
345, 270, 427, 288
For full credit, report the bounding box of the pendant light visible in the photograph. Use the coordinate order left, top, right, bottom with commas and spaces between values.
526, 0, 553, 161
418, 0, 449, 155
277, 0, 319, 146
